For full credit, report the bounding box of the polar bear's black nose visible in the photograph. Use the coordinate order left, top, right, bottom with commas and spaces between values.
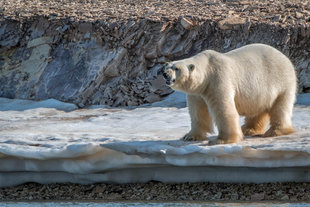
163, 72, 175, 85
163, 71, 172, 81
163, 72, 169, 80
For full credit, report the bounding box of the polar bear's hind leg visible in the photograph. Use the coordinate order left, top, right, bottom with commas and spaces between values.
264, 93, 295, 137
242, 112, 269, 136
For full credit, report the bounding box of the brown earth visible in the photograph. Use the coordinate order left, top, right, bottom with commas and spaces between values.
1, 0, 310, 24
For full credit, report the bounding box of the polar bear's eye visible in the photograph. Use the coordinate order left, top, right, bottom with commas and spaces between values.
188, 64, 195, 71
174, 67, 180, 71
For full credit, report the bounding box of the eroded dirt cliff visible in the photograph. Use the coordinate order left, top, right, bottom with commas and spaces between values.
1, 0, 310, 107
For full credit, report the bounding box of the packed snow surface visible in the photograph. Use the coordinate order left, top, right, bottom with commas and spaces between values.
0, 92, 310, 186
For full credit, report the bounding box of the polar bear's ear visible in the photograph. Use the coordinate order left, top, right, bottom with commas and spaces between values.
188, 64, 195, 71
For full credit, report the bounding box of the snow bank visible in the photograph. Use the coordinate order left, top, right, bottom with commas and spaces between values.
0, 97, 78, 111
0, 94, 309, 186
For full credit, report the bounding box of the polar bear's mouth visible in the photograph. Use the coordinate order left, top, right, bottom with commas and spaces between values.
163, 71, 175, 86
164, 76, 175, 86
165, 79, 175, 85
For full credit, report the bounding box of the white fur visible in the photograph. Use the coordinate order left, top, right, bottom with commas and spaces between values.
164, 43, 297, 144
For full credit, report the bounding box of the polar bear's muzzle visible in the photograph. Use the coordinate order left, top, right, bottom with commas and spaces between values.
163, 71, 176, 86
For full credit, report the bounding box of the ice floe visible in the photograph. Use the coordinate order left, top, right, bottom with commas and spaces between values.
0, 93, 309, 186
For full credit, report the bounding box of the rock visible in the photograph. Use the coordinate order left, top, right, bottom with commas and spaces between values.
92, 186, 105, 194
144, 93, 161, 103
27, 36, 53, 48
78, 23, 92, 33
250, 193, 265, 201
218, 15, 246, 30
0, 22, 22, 47
181, 17, 194, 30
61, 25, 69, 33
106, 193, 122, 200
150, 75, 166, 91
296, 12, 303, 19
84, 33, 91, 39
127, 100, 138, 106
113, 92, 125, 107
230, 192, 239, 200
145, 48, 157, 59
108, 22, 118, 30
280, 194, 290, 200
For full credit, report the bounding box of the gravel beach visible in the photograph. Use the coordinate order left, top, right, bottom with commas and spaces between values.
1, 182, 310, 202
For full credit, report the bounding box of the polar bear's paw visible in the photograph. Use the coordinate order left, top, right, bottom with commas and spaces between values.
242, 127, 265, 137
208, 139, 226, 145
263, 127, 295, 137
181, 132, 207, 141
208, 139, 238, 145
208, 135, 242, 145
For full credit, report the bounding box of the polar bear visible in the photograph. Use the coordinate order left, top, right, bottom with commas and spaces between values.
162, 43, 297, 144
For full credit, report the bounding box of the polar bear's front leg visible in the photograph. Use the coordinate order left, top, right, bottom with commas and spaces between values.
205, 96, 243, 145
182, 95, 213, 141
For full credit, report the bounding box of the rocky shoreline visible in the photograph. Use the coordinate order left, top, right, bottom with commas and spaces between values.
1, 0, 310, 106
1, 182, 310, 202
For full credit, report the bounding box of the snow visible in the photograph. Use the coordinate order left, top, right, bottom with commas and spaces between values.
0, 97, 78, 112
0, 93, 310, 187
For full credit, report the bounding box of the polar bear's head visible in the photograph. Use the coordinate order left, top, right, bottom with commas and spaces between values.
163, 61, 196, 92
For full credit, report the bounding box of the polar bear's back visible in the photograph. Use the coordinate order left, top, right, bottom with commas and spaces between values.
223, 44, 297, 115
225, 43, 296, 89
226, 44, 294, 75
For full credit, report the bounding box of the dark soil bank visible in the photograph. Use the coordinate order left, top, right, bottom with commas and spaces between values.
1, 0, 310, 107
